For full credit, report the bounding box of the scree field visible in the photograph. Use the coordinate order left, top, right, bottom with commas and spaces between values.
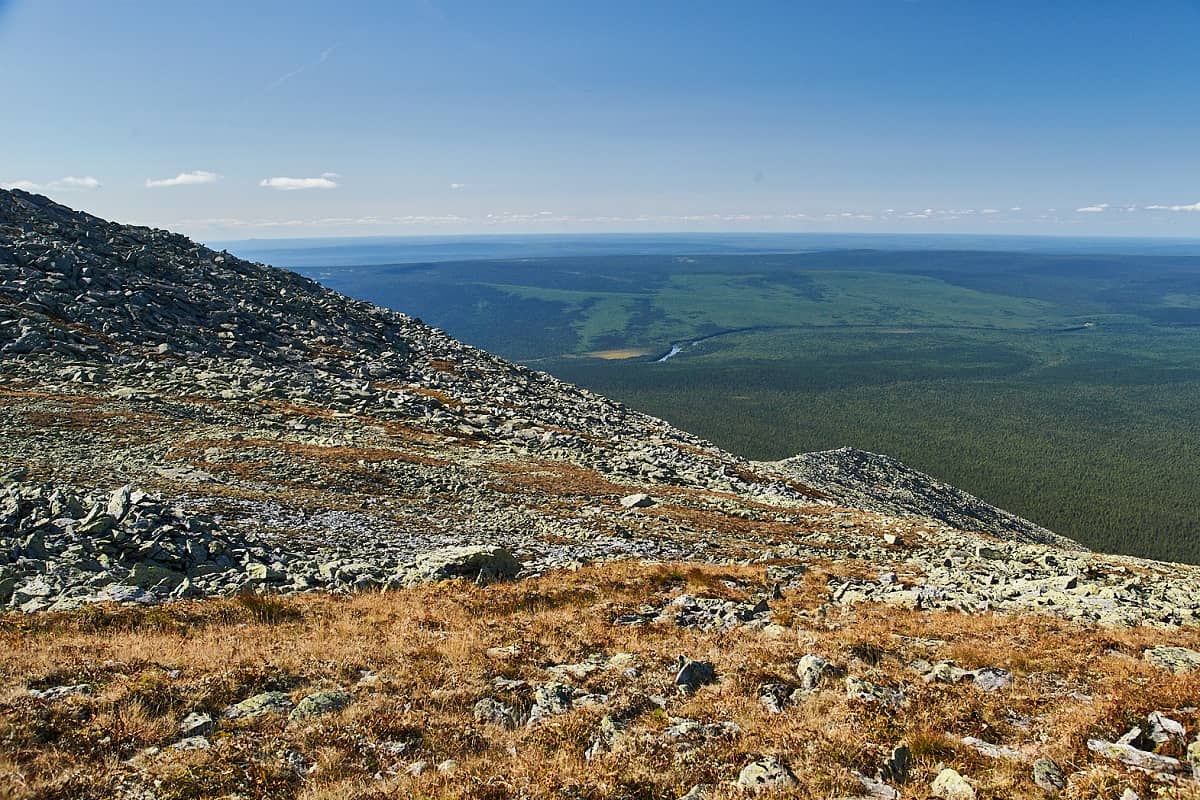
294, 249, 1200, 564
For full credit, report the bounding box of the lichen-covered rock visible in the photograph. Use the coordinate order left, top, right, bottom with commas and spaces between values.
178, 711, 214, 738
1142, 646, 1200, 673
931, 768, 976, 800
473, 697, 520, 729
845, 676, 904, 710
736, 755, 797, 793
796, 654, 833, 692
1086, 738, 1187, 773
223, 691, 293, 720
289, 689, 351, 720
1032, 758, 1066, 791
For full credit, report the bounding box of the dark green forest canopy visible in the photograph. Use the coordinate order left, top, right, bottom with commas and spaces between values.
305, 250, 1200, 564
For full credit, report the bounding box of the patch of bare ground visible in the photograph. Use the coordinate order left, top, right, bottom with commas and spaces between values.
2, 562, 1199, 800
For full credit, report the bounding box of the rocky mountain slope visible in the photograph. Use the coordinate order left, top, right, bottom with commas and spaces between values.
764, 448, 1078, 550
4, 188, 1200, 800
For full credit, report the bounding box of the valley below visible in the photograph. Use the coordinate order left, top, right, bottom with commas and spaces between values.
277, 248, 1200, 564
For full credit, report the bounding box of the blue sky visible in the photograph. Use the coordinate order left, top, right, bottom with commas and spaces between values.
2, 0, 1199, 238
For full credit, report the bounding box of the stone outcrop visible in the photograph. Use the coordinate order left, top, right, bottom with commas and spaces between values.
763, 447, 1078, 549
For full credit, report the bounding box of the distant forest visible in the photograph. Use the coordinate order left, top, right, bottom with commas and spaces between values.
305, 249, 1200, 564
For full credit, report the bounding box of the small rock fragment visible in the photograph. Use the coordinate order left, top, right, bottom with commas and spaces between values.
178, 711, 214, 738
620, 493, 655, 509
1032, 758, 1066, 791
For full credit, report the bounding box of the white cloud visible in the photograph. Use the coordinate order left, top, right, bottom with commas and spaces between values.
449, 183, 465, 190
1146, 201, 1200, 212
54, 176, 100, 190
259, 173, 339, 191
145, 170, 221, 188
4, 176, 101, 192
981, 208, 1000, 214
1076, 203, 1109, 212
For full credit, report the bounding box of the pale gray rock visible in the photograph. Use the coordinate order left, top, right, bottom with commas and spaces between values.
584, 715, 626, 760
796, 654, 833, 692
527, 682, 574, 725
402, 545, 520, 585
28, 684, 90, 701
1147, 711, 1186, 748
1087, 739, 1187, 774
172, 736, 211, 751
845, 676, 904, 710
473, 697, 520, 729
178, 711, 214, 738
736, 755, 797, 792
930, 768, 976, 800
1143, 646, 1200, 673
619, 493, 655, 509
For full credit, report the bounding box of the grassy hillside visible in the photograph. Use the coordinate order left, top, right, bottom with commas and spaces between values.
6, 562, 1200, 800
306, 250, 1200, 563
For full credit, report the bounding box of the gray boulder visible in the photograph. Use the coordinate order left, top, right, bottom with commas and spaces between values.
1032, 758, 1066, 791
289, 689, 351, 720
402, 545, 520, 585
1142, 646, 1200, 673
473, 697, 520, 728
223, 691, 293, 720
178, 711, 214, 738
737, 755, 797, 792
674, 658, 716, 695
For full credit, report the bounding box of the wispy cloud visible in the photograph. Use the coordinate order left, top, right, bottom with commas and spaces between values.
259, 173, 339, 191
145, 170, 221, 188
449, 183, 466, 190
1146, 201, 1200, 212
267, 44, 338, 91
3, 176, 101, 192
1076, 203, 1109, 212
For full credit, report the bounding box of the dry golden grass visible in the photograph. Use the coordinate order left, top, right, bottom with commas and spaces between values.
3, 562, 1200, 800
489, 460, 632, 497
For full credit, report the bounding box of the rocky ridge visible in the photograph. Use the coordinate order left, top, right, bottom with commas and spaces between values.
764, 447, 1076, 549
3, 187, 1200, 630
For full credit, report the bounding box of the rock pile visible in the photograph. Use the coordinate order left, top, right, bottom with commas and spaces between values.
765, 447, 1078, 548
827, 540, 1200, 626
1, 476, 526, 610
